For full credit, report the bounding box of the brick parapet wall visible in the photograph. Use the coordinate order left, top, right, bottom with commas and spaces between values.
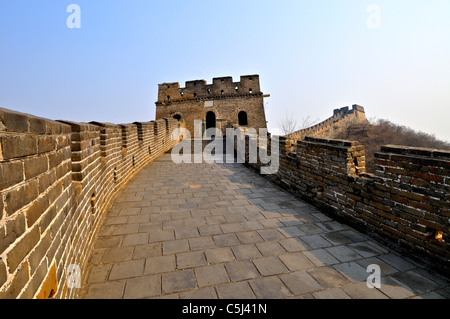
0, 107, 183, 299
285, 105, 368, 142
239, 134, 450, 275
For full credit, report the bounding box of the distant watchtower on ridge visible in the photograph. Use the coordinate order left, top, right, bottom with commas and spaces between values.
155, 75, 269, 136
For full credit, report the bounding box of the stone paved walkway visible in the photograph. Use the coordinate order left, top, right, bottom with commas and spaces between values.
81, 152, 450, 299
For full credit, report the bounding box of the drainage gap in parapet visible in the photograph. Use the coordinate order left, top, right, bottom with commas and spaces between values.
91, 193, 96, 214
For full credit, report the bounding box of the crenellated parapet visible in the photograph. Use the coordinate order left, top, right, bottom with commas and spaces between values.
286, 105, 368, 142
238, 134, 450, 276
0, 107, 184, 299
156, 75, 262, 105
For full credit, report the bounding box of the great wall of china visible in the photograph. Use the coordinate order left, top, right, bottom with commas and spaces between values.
236, 134, 449, 276
0, 77, 449, 298
0, 107, 183, 298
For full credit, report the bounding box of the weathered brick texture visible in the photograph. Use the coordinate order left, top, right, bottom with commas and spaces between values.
239, 135, 450, 275
0, 107, 183, 299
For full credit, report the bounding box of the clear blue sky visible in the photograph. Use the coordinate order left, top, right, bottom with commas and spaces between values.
1, 0, 449, 141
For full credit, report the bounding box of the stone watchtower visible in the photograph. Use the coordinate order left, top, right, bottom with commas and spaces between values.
155, 75, 269, 136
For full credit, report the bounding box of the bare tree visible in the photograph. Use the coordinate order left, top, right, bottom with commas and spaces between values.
300, 116, 320, 130
280, 112, 299, 135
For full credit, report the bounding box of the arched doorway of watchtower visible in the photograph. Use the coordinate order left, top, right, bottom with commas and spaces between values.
205, 111, 216, 138
238, 111, 248, 126
173, 114, 182, 120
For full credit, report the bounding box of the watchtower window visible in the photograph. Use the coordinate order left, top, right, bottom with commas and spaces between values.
173, 114, 182, 120
238, 111, 248, 126
221, 90, 224, 95
207, 88, 211, 94
235, 86, 239, 92
194, 93, 197, 97
221, 79, 224, 83
180, 91, 184, 97
167, 96, 171, 100
249, 77, 253, 81
249, 89, 253, 94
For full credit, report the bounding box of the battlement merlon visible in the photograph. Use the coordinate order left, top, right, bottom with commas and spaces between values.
156, 75, 263, 103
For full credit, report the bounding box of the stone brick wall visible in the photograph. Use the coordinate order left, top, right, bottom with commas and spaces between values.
238, 134, 450, 275
0, 107, 183, 299
285, 105, 368, 142
156, 75, 268, 136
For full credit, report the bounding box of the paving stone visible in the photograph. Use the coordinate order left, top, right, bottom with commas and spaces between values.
162, 219, 185, 230
162, 270, 197, 294
298, 224, 324, 235
104, 216, 128, 226
241, 220, 265, 231
195, 264, 230, 287
340, 230, 367, 242
109, 259, 145, 280
321, 232, 353, 246
356, 257, 399, 276
342, 282, 389, 299
198, 224, 222, 236
101, 246, 134, 264
313, 288, 352, 299
87, 264, 112, 284
308, 268, 350, 288
122, 233, 149, 247
326, 246, 362, 262
255, 241, 286, 257
138, 222, 161, 233
225, 261, 260, 282
418, 291, 447, 299
333, 262, 370, 282
279, 252, 315, 271
180, 287, 218, 299
278, 226, 305, 238
348, 241, 383, 258
278, 238, 308, 252
220, 223, 245, 234
215, 282, 256, 299
84, 281, 125, 299
303, 249, 339, 267
213, 234, 240, 247
379, 253, 416, 272
94, 236, 123, 249
301, 235, 333, 249
175, 227, 200, 240
231, 244, 263, 260
205, 247, 236, 264
176, 251, 207, 269
249, 276, 292, 299
259, 219, 282, 229
127, 215, 149, 224
149, 230, 175, 243
236, 231, 264, 244
257, 229, 285, 241
124, 275, 161, 299
392, 270, 440, 294
189, 237, 215, 251
163, 239, 190, 255
144, 255, 176, 275
378, 276, 415, 299
113, 224, 139, 236
317, 221, 347, 232
253, 257, 289, 276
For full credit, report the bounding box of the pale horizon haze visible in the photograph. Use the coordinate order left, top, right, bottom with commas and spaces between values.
1, 0, 449, 142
